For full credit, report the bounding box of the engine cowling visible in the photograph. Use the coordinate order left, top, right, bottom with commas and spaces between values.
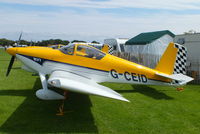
36, 89, 65, 100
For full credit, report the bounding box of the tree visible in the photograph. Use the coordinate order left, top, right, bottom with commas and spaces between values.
71, 40, 87, 43
18, 40, 30, 45
0, 38, 15, 46
62, 40, 70, 45
91, 41, 100, 44
0, 38, 70, 47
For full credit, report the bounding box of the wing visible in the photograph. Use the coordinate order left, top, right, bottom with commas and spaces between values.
48, 71, 129, 102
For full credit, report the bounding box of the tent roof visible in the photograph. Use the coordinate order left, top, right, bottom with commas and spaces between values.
125, 30, 175, 45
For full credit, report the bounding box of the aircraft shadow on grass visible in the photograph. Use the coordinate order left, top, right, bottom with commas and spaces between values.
0, 78, 98, 133
116, 85, 174, 100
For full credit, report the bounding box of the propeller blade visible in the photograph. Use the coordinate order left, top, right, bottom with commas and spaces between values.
6, 56, 15, 77
17, 32, 23, 46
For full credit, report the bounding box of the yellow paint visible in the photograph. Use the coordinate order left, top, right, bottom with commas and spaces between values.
7, 43, 179, 82
102, 44, 109, 53
155, 42, 178, 75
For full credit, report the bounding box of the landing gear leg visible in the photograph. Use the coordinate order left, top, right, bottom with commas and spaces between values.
39, 72, 48, 90
36, 73, 65, 100
56, 91, 71, 116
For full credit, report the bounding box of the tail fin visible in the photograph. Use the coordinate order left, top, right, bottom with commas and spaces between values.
155, 42, 193, 85
155, 42, 187, 75
102, 44, 114, 55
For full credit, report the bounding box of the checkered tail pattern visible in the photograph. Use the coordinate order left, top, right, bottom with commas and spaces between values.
108, 45, 114, 55
173, 43, 187, 75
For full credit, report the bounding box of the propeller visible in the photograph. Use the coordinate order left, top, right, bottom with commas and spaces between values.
6, 56, 16, 77
6, 32, 22, 76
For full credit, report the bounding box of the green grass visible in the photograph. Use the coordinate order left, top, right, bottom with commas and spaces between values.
1, 49, 200, 134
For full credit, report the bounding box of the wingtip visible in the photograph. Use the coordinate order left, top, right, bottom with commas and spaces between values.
117, 96, 130, 102
123, 98, 130, 102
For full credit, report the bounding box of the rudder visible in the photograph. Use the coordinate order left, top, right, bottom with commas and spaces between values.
155, 42, 187, 75
173, 43, 187, 74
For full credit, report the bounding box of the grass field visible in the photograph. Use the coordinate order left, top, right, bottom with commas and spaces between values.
1, 49, 200, 134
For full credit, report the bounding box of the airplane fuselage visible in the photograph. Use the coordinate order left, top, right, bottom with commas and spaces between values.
12, 45, 171, 86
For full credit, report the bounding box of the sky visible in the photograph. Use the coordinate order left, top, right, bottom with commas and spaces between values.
0, 0, 200, 42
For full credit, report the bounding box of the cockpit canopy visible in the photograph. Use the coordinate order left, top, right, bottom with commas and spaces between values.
60, 44, 74, 55
59, 44, 106, 60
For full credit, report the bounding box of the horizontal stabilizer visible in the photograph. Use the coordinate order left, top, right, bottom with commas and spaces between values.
48, 71, 129, 102
156, 73, 193, 85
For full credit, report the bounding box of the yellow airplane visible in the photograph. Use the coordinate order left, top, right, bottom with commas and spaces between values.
6, 42, 193, 102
